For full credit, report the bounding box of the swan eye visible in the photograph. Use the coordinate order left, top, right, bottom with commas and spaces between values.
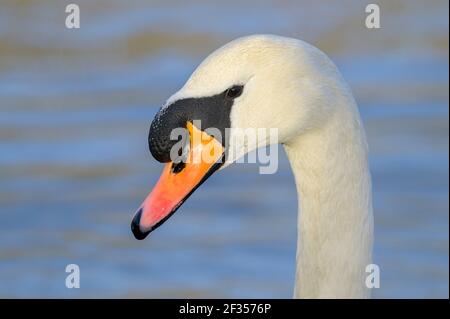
225, 85, 243, 99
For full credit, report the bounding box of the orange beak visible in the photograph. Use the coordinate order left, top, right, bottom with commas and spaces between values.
131, 122, 225, 239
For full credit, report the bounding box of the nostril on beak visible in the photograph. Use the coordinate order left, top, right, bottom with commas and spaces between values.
171, 142, 189, 174
171, 161, 186, 174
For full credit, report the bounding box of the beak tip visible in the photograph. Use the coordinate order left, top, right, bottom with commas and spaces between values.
131, 208, 150, 240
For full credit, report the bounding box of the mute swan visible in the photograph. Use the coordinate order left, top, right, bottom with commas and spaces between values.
131, 35, 374, 299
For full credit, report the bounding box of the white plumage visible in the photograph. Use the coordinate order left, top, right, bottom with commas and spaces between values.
169, 35, 374, 298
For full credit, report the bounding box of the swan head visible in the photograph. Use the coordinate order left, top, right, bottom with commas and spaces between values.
131, 34, 340, 239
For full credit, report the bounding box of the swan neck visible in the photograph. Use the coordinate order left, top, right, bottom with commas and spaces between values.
284, 107, 373, 298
